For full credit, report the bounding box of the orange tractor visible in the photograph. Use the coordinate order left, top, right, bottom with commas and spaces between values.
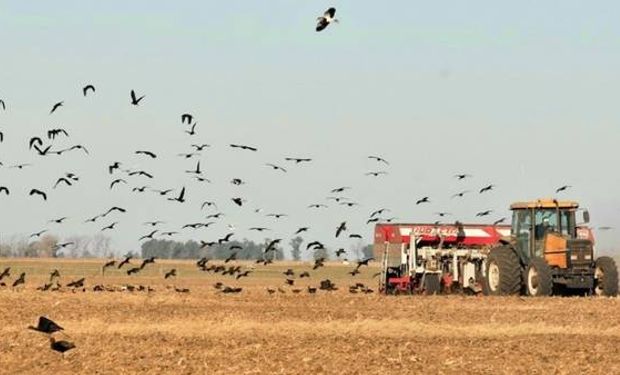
485, 199, 618, 296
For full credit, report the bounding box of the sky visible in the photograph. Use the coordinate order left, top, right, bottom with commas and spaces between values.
0, 1, 619, 257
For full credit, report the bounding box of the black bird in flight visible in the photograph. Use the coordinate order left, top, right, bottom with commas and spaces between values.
102, 259, 116, 272
29, 229, 48, 238
108, 162, 121, 174
316, 7, 338, 32
144, 221, 165, 226
50, 337, 75, 354
331, 186, 350, 193
53, 177, 72, 189
370, 208, 389, 218
103, 206, 126, 216
336, 221, 347, 238
186, 161, 201, 175
479, 184, 495, 194
185, 122, 197, 136
83, 84, 95, 96
285, 157, 312, 164
265, 239, 282, 253
135, 150, 157, 158
12, 272, 26, 288
335, 248, 346, 257
416, 197, 430, 205
308, 203, 328, 209
356, 257, 374, 268
0, 267, 9, 280
249, 227, 270, 232
306, 241, 325, 250
365, 171, 387, 177
294, 227, 309, 235
493, 217, 506, 225
556, 185, 571, 193
454, 174, 472, 180
224, 252, 237, 263
168, 187, 186, 203
206, 212, 224, 219
47, 128, 69, 140
132, 186, 149, 193
29, 189, 47, 201
164, 269, 177, 279
218, 233, 234, 244
265, 163, 287, 172
230, 144, 257, 152
349, 234, 362, 239
153, 189, 173, 196
50, 101, 63, 114
140, 257, 156, 269
368, 155, 389, 165
181, 113, 193, 124
476, 210, 493, 217
29, 137, 43, 150
130, 89, 145, 105
49, 217, 68, 224
0, 186, 9, 195
128, 170, 154, 179
118, 256, 132, 269
0, 99, 5, 110
127, 267, 141, 275
435, 212, 451, 217
191, 143, 210, 151
452, 190, 469, 199
139, 230, 158, 241
101, 222, 119, 231
110, 178, 127, 190
29, 316, 64, 334
266, 213, 287, 219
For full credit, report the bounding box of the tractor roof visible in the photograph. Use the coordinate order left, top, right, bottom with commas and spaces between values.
510, 199, 579, 210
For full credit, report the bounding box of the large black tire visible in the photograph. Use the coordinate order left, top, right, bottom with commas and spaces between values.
484, 246, 521, 296
594, 256, 619, 297
424, 273, 441, 295
526, 258, 553, 296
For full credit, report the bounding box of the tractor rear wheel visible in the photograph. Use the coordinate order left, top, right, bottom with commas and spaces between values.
594, 256, 619, 297
526, 258, 553, 296
484, 246, 521, 296
424, 273, 441, 295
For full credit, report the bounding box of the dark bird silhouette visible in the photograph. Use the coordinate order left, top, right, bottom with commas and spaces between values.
366, 217, 379, 225
191, 143, 210, 151
110, 178, 127, 189
50, 337, 75, 354
230, 144, 257, 152
451, 190, 469, 199
186, 161, 201, 175
306, 241, 325, 251
130, 89, 145, 105
368, 155, 389, 165
201, 201, 217, 210
266, 213, 287, 219
335, 248, 346, 257
49, 217, 68, 224
135, 150, 157, 158
108, 162, 121, 174
308, 203, 328, 209
102, 259, 116, 272
365, 171, 387, 177
479, 184, 495, 194
140, 257, 156, 269
164, 269, 177, 279
0, 186, 9, 195
83, 84, 95, 96
435, 212, 451, 217
103, 206, 126, 216
356, 258, 374, 268
236, 270, 252, 279
556, 185, 571, 193
178, 152, 200, 159
66, 278, 85, 288
144, 221, 165, 227
47, 128, 69, 140
294, 227, 309, 235
168, 187, 186, 203
340, 201, 359, 207
161, 231, 178, 237
50, 101, 64, 114
349, 234, 362, 239
185, 122, 197, 136
0, 99, 4, 110
13, 272, 26, 288
181, 113, 193, 124
285, 157, 312, 164
29, 189, 47, 201
0, 267, 10, 280
218, 233, 234, 244
53, 242, 75, 252
117, 256, 132, 269
313, 258, 326, 270
493, 217, 507, 225
29, 137, 43, 150
349, 268, 360, 276
330, 186, 350, 193
299, 271, 310, 278
53, 177, 72, 189
476, 210, 493, 217
231, 198, 245, 207
128, 170, 154, 179
454, 174, 472, 180
336, 221, 347, 238
265, 163, 287, 172
249, 227, 270, 232
285, 278, 295, 286
29, 316, 64, 334
265, 239, 282, 253
54, 144, 89, 155
416, 197, 430, 205
29, 229, 48, 238
283, 269, 295, 277
127, 267, 141, 275
152, 189, 173, 196
206, 212, 224, 219
316, 7, 338, 32
139, 230, 158, 241
132, 186, 149, 193
224, 252, 237, 263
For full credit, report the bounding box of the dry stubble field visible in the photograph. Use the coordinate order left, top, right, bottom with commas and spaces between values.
0, 258, 619, 375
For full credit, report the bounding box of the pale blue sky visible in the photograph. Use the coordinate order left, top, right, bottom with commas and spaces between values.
0, 1, 619, 256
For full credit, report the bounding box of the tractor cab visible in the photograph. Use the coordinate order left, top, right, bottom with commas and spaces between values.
508, 199, 593, 272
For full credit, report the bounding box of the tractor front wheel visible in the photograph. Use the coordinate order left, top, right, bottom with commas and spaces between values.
526, 258, 553, 296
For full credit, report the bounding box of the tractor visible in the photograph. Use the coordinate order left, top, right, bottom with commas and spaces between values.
484, 199, 618, 296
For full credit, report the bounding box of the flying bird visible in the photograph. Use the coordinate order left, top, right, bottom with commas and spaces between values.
164, 269, 177, 279
336, 221, 347, 238
101, 222, 119, 231
230, 144, 257, 152
110, 179, 127, 189
50, 101, 64, 114
479, 185, 495, 194
185, 122, 197, 136
294, 227, 309, 235
168, 187, 186, 203
265, 163, 287, 172
476, 210, 493, 217
316, 7, 338, 32
135, 150, 157, 159
139, 230, 158, 241
416, 197, 430, 205
454, 174, 472, 180
285, 157, 312, 164
368, 155, 389, 165
330, 186, 350, 193
556, 185, 571, 193
365, 171, 387, 177
29, 189, 47, 201
0, 186, 8, 195
47, 128, 69, 140
28, 316, 64, 334
451, 190, 469, 199
181, 113, 193, 124
82, 84, 95, 96
117, 256, 132, 269
130, 89, 145, 105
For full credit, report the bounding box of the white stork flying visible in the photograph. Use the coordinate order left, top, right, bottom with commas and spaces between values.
316, 7, 338, 32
